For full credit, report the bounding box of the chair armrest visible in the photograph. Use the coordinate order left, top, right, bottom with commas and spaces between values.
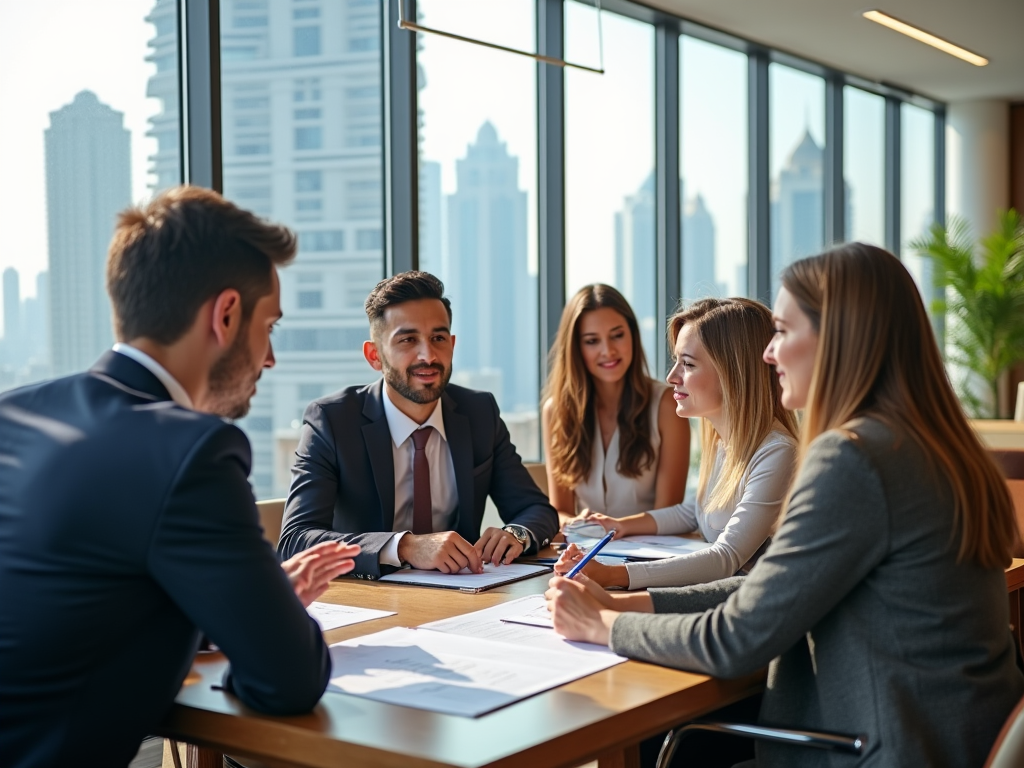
656, 721, 867, 767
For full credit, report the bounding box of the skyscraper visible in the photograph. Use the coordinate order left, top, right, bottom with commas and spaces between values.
45, 90, 131, 376
445, 122, 536, 413
151, 0, 385, 497
771, 129, 823, 296
682, 194, 723, 299
2, 268, 19, 364
614, 173, 656, 357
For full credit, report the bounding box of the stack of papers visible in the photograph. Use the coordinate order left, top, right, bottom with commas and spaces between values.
327, 595, 625, 716
564, 533, 712, 560
378, 562, 549, 592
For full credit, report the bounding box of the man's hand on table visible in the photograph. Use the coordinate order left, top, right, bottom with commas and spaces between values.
474, 527, 525, 566
282, 541, 361, 606
398, 531, 484, 573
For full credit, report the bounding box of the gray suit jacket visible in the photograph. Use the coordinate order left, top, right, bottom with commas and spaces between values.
611, 417, 1024, 767
279, 380, 558, 577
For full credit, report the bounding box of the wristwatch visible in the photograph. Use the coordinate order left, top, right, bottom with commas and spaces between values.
502, 524, 534, 554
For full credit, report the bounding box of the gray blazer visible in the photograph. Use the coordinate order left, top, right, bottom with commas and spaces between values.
279, 380, 558, 578
611, 417, 1024, 767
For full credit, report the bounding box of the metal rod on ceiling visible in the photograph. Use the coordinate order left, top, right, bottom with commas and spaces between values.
397, 0, 605, 74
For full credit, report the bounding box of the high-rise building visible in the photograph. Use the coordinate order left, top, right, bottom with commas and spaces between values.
682, 194, 724, 299
614, 173, 656, 356
145, 0, 180, 193
2, 268, 19, 364
151, 0, 384, 497
45, 90, 131, 377
771, 129, 823, 296
445, 122, 536, 413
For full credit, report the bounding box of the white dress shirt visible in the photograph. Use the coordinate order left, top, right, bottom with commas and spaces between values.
378, 381, 459, 566
111, 343, 194, 410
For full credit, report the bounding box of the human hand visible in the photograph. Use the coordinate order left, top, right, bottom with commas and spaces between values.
578, 511, 627, 539
281, 541, 361, 607
553, 543, 629, 587
474, 527, 525, 566
397, 531, 484, 573
544, 574, 616, 645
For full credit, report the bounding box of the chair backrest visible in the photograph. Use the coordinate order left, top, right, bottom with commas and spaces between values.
256, 498, 286, 549
523, 462, 549, 497
985, 695, 1024, 768
991, 449, 1024, 480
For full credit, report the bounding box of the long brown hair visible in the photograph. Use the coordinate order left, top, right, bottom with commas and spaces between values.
669, 298, 798, 510
782, 243, 1016, 568
544, 284, 656, 489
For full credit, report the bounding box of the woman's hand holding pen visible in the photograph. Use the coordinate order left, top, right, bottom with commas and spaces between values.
554, 543, 630, 588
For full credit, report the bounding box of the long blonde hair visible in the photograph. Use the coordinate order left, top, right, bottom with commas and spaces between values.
782, 243, 1016, 568
544, 284, 656, 489
669, 298, 798, 510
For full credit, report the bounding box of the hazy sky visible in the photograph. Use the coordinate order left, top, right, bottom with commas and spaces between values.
0, 0, 159, 314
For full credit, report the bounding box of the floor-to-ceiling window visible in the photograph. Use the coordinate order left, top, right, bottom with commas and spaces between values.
0, 0, 182, 395
844, 87, 886, 247
416, 0, 540, 460
769, 63, 826, 300
680, 36, 748, 301
220, 0, 385, 499
564, 3, 657, 360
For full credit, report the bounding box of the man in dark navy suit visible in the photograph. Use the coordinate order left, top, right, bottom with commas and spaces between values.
0, 186, 359, 768
279, 271, 558, 578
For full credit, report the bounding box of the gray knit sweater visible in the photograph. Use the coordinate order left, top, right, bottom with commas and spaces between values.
610, 417, 1024, 767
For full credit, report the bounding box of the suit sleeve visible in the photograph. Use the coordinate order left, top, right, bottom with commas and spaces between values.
147, 424, 329, 715
485, 395, 559, 551
608, 432, 889, 678
279, 402, 394, 576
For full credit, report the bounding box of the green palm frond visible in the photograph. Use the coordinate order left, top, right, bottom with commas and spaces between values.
911, 210, 1024, 418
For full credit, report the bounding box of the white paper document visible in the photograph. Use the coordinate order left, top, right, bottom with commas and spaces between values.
565, 533, 712, 560
498, 600, 555, 629
307, 602, 395, 631
378, 562, 549, 592
420, 595, 622, 658
328, 624, 623, 717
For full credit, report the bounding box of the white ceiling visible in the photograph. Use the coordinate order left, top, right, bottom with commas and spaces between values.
646, 0, 1024, 102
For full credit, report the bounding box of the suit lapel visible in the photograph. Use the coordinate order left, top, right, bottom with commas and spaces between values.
361, 380, 397, 531
90, 349, 172, 402
442, 391, 475, 539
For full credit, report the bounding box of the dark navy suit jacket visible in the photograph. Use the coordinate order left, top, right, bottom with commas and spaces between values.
0, 351, 330, 768
279, 380, 558, 577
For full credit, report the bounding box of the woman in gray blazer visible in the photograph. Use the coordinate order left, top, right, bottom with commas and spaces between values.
546, 243, 1024, 767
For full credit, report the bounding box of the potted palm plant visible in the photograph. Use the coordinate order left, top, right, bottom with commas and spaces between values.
912, 210, 1024, 418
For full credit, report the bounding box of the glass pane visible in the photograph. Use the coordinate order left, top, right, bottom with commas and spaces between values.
843, 87, 885, 246
0, 0, 181, 392
565, 5, 656, 360
901, 103, 936, 297
220, 0, 385, 499
417, 0, 539, 460
769, 64, 825, 301
680, 36, 748, 300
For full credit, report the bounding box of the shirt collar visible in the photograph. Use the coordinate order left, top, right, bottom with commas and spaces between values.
111, 343, 194, 410
381, 380, 447, 448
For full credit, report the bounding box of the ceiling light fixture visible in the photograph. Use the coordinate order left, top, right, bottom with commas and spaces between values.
862, 10, 988, 67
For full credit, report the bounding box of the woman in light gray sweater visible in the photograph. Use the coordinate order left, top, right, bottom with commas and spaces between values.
547, 243, 1024, 767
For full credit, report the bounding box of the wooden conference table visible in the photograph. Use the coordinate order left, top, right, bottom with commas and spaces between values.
156, 565, 764, 768
159, 557, 1024, 768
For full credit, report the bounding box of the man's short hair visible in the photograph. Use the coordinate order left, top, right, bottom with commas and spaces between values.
106, 185, 297, 344
364, 271, 452, 339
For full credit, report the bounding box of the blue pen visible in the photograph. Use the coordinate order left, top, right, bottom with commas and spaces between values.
565, 529, 616, 580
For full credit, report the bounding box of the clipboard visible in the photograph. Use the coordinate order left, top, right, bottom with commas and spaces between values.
378, 562, 550, 593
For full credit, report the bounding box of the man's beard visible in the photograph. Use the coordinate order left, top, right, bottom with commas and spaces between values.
207, 325, 258, 419
381, 356, 452, 404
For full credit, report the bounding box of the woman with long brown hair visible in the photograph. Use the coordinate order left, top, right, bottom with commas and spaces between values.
546, 244, 1024, 767
541, 284, 690, 521
557, 297, 798, 589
